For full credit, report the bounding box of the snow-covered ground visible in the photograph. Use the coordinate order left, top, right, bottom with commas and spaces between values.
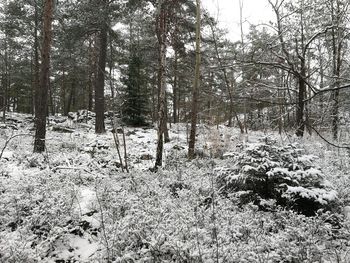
1, 112, 350, 262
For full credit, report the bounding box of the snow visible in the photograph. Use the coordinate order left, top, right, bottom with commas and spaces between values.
343, 206, 350, 221
79, 188, 96, 215
285, 186, 337, 205
1, 150, 13, 160
0, 112, 350, 262
267, 167, 289, 177
49, 235, 99, 262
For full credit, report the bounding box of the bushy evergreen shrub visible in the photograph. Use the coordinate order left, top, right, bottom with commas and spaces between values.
216, 138, 339, 215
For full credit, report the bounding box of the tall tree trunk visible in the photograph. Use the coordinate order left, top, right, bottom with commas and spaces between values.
318, 41, 325, 119
155, 0, 167, 168
296, 63, 306, 137
331, 89, 339, 139
34, 0, 53, 153
88, 37, 96, 112
33, 0, 40, 115
296, 4, 306, 138
49, 81, 55, 115
330, 0, 342, 140
0, 76, 4, 120
95, 21, 108, 133
151, 76, 157, 123
173, 49, 178, 123
164, 92, 170, 142
188, 0, 201, 159
3, 37, 8, 122
109, 36, 115, 99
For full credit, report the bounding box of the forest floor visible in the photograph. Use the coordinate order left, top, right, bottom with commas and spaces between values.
1, 112, 350, 262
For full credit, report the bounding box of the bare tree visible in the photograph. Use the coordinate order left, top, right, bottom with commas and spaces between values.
207, 20, 244, 133
268, 0, 338, 137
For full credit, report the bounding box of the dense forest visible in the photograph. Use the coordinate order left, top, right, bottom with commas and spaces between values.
1, 0, 350, 262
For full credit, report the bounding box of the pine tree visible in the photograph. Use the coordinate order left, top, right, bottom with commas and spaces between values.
34, 0, 54, 153
122, 47, 149, 126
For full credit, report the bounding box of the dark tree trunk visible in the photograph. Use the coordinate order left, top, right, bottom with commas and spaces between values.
34, 0, 53, 153
296, 64, 306, 137
188, 0, 201, 159
95, 22, 108, 133
331, 89, 339, 140
33, 0, 40, 115
3, 38, 8, 122
0, 77, 4, 115
173, 50, 178, 123
87, 37, 96, 112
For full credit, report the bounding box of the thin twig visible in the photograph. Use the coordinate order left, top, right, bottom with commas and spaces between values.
0, 133, 33, 160
110, 116, 125, 172
305, 123, 350, 150
122, 127, 129, 173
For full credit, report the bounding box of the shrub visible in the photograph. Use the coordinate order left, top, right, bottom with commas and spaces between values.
216, 138, 339, 215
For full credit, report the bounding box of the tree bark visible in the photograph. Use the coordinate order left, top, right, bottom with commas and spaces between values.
164, 92, 170, 142
34, 0, 54, 153
296, 61, 306, 137
330, 0, 342, 140
155, 0, 167, 168
188, 0, 201, 159
173, 50, 178, 123
3, 36, 8, 123
88, 37, 96, 112
95, 20, 108, 133
33, 0, 40, 115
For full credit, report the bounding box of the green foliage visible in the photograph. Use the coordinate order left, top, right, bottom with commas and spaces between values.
216, 138, 339, 215
122, 47, 149, 126
0, 0, 35, 114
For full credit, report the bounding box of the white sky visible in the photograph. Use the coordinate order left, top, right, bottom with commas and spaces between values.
202, 0, 274, 41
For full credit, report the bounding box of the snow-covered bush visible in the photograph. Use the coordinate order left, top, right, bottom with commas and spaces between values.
0, 172, 77, 261
216, 138, 339, 215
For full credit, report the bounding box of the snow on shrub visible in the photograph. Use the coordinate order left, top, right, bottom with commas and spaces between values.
216, 138, 339, 215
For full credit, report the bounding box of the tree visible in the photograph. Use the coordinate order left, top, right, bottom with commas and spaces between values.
94, 0, 109, 134
207, 18, 244, 132
328, 0, 347, 140
33, 0, 53, 153
122, 46, 149, 126
188, 0, 201, 159
154, 0, 167, 168
0, 0, 35, 118
267, 0, 342, 137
